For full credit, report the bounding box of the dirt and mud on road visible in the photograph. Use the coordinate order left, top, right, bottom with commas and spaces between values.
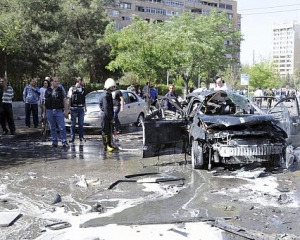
1, 126, 300, 240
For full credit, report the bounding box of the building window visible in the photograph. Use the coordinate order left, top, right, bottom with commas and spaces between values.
201, 1, 217, 7
191, 8, 202, 14
226, 4, 232, 10
219, 3, 225, 9
165, 0, 184, 8
136, 6, 145, 12
120, 2, 131, 9
141, 6, 166, 15
111, 10, 120, 15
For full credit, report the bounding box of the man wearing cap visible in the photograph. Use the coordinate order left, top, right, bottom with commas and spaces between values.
68, 77, 86, 143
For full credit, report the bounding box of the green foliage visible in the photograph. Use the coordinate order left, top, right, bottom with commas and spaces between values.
119, 72, 140, 86
242, 62, 280, 89
0, 0, 116, 84
104, 12, 241, 94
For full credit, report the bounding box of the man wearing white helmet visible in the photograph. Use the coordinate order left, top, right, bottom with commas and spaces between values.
99, 78, 117, 151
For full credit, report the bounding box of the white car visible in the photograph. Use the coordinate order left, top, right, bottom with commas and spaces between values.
66, 90, 147, 129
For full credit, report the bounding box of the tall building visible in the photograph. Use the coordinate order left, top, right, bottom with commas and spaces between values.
272, 22, 300, 79
105, 0, 240, 31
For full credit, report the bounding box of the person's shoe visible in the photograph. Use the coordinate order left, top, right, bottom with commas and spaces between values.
62, 143, 69, 148
69, 139, 75, 143
106, 145, 115, 152
10, 131, 15, 135
80, 138, 84, 142
51, 143, 58, 147
3, 129, 8, 135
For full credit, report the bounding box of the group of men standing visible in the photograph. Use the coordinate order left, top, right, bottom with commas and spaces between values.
21, 76, 86, 148
1, 76, 182, 153
21, 76, 118, 152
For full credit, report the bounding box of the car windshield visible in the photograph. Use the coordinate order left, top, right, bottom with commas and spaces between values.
86, 92, 103, 104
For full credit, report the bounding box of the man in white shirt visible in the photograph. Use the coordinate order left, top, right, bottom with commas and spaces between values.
253, 88, 264, 108
214, 77, 228, 91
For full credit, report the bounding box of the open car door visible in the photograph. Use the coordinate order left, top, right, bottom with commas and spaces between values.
142, 96, 188, 158
267, 96, 300, 148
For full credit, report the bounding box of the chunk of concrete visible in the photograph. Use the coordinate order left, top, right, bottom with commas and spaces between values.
0, 212, 21, 227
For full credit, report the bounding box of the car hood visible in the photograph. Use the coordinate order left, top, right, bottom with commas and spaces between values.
200, 114, 276, 129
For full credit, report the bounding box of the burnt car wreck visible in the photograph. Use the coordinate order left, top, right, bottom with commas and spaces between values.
143, 90, 293, 170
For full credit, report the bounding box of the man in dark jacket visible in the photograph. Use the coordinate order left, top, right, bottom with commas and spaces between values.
164, 84, 178, 112
99, 78, 117, 152
42, 77, 69, 148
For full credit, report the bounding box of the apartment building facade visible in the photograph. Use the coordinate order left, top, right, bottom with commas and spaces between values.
272, 22, 300, 79
105, 0, 240, 31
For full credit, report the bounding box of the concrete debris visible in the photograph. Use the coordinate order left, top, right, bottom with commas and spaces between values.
232, 167, 265, 179
74, 175, 100, 188
51, 193, 62, 205
75, 175, 88, 188
45, 221, 71, 230
0, 212, 21, 227
278, 193, 292, 205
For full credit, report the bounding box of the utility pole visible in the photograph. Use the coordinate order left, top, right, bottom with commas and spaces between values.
167, 70, 169, 86
198, 67, 201, 88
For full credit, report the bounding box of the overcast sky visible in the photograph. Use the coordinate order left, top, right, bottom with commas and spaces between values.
237, 0, 300, 65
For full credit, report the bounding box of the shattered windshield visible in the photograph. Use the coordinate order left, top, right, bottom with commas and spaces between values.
199, 90, 249, 115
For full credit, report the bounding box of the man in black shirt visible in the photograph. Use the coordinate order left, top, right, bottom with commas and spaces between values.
68, 77, 86, 142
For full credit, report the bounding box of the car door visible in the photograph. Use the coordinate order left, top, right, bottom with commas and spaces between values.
142, 97, 188, 158
119, 91, 131, 125
125, 91, 145, 123
268, 96, 300, 148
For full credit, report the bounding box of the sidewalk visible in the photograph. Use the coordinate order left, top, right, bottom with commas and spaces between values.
0, 101, 43, 138
0, 118, 42, 139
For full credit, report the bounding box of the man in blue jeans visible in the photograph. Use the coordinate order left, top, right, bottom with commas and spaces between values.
68, 77, 86, 142
23, 78, 40, 128
42, 77, 69, 148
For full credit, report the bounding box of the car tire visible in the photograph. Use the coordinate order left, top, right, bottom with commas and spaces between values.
134, 113, 144, 127
191, 140, 204, 169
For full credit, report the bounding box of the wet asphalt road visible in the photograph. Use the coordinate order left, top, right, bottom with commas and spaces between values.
1, 126, 300, 239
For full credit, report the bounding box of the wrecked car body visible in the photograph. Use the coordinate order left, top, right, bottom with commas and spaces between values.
254, 95, 300, 148
143, 90, 292, 169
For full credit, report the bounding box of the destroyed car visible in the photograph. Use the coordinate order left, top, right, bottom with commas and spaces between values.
254, 95, 300, 148
142, 90, 293, 170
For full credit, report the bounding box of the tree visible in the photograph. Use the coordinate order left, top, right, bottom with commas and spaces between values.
0, 0, 113, 83
104, 12, 241, 94
242, 62, 280, 89
104, 16, 169, 85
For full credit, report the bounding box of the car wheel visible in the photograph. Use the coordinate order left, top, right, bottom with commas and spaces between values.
134, 113, 144, 127
191, 140, 204, 169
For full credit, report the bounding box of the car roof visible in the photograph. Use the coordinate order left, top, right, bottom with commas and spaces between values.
88, 89, 131, 94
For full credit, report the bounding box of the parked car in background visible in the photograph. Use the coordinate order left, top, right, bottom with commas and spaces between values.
143, 90, 294, 170
66, 90, 147, 129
